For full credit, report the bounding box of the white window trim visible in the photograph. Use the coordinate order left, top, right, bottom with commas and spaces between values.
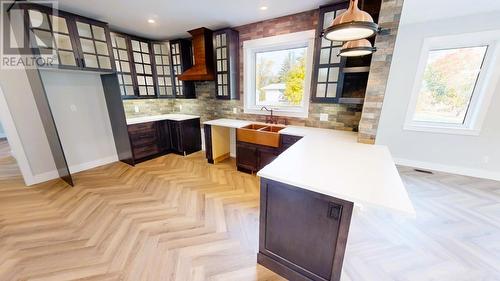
243, 30, 315, 118
404, 30, 500, 136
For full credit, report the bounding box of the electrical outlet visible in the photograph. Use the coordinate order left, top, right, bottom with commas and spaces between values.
70, 104, 77, 112
319, 113, 328, 122
134, 105, 139, 113
233, 108, 238, 114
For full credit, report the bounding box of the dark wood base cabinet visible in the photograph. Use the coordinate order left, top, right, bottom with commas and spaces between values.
236, 141, 280, 173
127, 118, 201, 164
204, 124, 214, 164
235, 134, 302, 173
169, 118, 202, 156
258, 178, 354, 281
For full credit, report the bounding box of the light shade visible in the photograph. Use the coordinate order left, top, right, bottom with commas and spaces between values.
323, 0, 378, 42
338, 39, 376, 57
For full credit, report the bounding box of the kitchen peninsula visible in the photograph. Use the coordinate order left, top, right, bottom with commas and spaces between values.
204, 118, 414, 281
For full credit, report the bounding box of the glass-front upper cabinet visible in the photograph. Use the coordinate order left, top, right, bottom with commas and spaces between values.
213, 29, 239, 100
74, 18, 114, 71
170, 39, 195, 99
170, 41, 184, 97
20, 3, 115, 73
25, 5, 79, 68
311, 2, 348, 103
152, 42, 174, 98
312, 1, 381, 104
111, 33, 135, 97
131, 39, 156, 97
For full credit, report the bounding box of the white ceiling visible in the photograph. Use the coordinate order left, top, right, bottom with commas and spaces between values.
52, 0, 332, 40
401, 0, 500, 25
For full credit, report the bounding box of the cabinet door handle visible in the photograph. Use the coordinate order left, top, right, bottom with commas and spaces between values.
328, 203, 342, 220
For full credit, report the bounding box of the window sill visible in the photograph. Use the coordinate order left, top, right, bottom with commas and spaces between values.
244, 107, 309, 118
403, 124, 480, 136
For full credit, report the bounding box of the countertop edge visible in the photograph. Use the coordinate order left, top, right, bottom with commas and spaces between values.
126, 114, 200, 125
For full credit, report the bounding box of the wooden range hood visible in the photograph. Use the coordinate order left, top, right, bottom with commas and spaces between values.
178, 27, 215, 81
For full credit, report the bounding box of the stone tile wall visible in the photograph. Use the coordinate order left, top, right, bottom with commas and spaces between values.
358, 0, 405, 144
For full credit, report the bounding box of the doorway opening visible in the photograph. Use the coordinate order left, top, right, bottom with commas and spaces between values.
0, 120, 22, 180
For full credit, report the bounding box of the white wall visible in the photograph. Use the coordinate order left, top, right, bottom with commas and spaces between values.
377, 11, 500, 180
40, 70, 118, 173
0, 66, 58, 182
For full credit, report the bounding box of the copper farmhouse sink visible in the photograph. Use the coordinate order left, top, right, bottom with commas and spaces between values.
237, 124, 286, 148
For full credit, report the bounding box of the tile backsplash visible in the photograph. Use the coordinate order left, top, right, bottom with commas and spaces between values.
123, 82, 362, 131
122, 99, 174, 118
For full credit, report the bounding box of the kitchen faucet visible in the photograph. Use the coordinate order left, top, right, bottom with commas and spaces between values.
261, 106, 277, 124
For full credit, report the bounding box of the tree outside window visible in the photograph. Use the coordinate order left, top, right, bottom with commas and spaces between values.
413, 46, 487, 124
255, 47, 307, 107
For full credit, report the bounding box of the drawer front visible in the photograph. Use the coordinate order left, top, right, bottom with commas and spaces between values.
128, 122, 156, 133
128, 122, 160, 160
129, 130, 158, 147
133, 143, 160, 160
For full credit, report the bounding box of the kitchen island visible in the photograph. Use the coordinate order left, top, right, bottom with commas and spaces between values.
204, 118, 414, 281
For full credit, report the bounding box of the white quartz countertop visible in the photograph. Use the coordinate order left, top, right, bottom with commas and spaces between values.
203, 118, 255, 128
205, 118, 415, 215
127, 114, 200, 125
259, 128, 414, 215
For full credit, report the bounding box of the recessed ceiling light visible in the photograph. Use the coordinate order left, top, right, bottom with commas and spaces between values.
147, 19, 155, 24
260, 6, 268, 11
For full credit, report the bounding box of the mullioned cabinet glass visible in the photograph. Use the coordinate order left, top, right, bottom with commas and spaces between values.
152, 42, 175, 98
111, 32, 135, 97
213, 29, 239, 100
23, 3, 115, 72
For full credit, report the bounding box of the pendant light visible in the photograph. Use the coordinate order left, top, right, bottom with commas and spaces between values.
338, 39, 376, 57
323, 0, 378, 42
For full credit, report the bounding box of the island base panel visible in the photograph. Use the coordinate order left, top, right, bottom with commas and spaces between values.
258, 178, 353, 281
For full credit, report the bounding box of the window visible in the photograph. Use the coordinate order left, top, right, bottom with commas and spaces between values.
404, 32, 500, 135
414, 46, 486, 124
244, 31, 315, 118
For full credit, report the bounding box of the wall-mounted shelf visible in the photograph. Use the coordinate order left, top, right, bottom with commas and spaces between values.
342, 66, 370, 73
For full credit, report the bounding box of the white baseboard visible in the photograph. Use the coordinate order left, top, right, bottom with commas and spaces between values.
27, 155, 119, 186
68, 155, 118, 174
30, 170, 59, 185
394, 158, 500, 181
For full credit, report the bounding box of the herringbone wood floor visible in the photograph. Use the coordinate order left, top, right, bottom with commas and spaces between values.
0, 144, 499, 280
0, 139, 21, 180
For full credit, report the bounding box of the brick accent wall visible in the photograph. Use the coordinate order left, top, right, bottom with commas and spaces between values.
123, 9, 363, 132
358, 0, 405, 144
